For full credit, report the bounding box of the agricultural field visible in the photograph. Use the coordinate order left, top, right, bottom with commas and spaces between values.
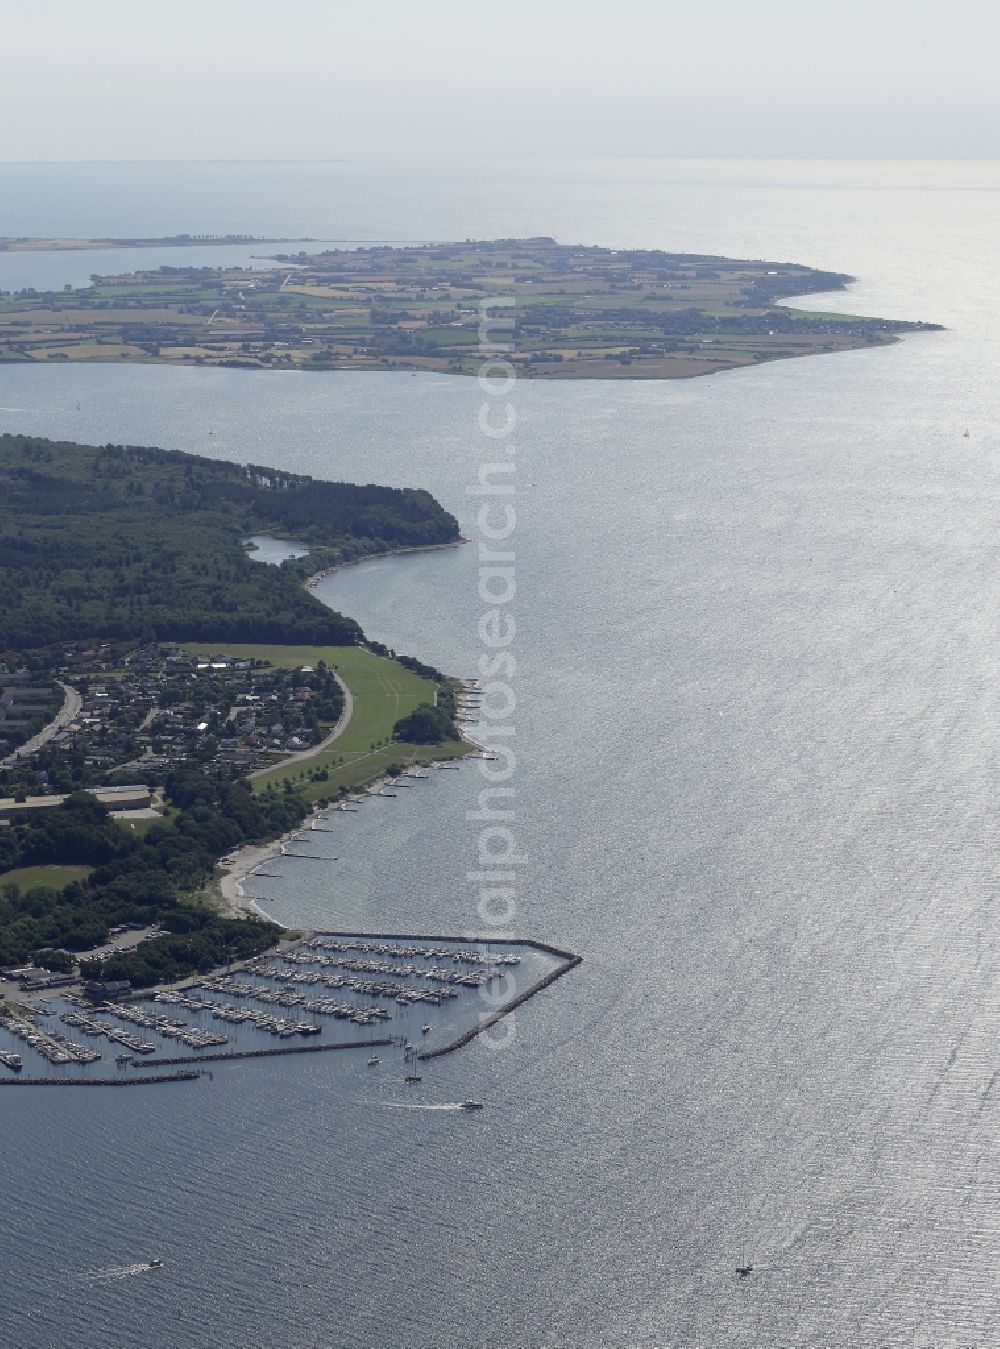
0, 238, 939, 379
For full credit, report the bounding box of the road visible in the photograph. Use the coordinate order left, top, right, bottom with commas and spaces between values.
249, 672, 353, 779
1, 682, 82, 768
5, 924, 163, 1007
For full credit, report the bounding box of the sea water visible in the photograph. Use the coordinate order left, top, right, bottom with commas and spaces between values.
1, 159, 999, 1347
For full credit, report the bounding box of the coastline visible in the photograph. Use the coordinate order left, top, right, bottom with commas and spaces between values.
0, 236, 940, 382
218, 754, 477, 924
217, 805, 329, 923
303, 537, 467, 592
218, 539, 479, 925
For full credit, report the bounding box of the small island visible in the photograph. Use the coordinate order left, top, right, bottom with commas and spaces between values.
0, 237, 939, 379
0, 234, 316, 252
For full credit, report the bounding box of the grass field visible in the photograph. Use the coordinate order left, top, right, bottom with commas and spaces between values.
117, 814, 169, 839
184, 643, 477, 801
0, 864, 92, 891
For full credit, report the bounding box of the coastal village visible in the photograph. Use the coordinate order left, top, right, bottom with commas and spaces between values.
0, 645, 577, 1090
0, 643, 331, 1005
0, 643, 344, 804
0, 631, 488, 999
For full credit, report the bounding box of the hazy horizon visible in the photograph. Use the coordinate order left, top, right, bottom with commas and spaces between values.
3, 0, 997, 163
4, 157, 1000, 165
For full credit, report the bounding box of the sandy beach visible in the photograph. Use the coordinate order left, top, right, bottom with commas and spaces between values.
217, 814, 324, 923
303, 538, 466, 592
217, 750, 477, 924
217, 781, 391, 922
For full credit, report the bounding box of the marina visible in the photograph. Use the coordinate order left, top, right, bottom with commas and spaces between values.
92, 1000, 230, 1049
0, 1008, 102, 1066
60, 1008, 159, 1055
0, 932, 580, 1085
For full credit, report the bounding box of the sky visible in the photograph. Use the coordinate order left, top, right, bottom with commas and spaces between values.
2, 0, 998, 161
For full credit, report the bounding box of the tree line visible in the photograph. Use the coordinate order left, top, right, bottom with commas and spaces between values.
0, 435, 460, 654
0, 773, 306, 979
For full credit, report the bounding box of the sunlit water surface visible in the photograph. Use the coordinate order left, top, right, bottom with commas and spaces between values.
2, 160, 1000, 1347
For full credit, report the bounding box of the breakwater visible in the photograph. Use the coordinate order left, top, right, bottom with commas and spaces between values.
419, 955, 583, 1061
0, 1071, 201, 1086
311, 929, 580, 961
132, 1038, 392, 1068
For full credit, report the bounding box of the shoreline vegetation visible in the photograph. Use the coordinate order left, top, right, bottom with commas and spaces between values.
302, 536, 466, 591
0, 236, 941, 380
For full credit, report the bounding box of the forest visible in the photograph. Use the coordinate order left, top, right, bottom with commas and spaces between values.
0, 774, 303, 979
0, 434, 460, 653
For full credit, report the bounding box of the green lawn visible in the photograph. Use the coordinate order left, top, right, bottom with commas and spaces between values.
183, 643, 476, 800
117, 814, 169, 839
0, 864, 92, 891
273, 738, 476, 804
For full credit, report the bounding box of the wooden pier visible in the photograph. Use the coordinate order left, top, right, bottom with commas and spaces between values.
131, 1037, 392, 1068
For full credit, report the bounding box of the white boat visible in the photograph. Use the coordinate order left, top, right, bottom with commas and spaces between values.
367, 1055, 381, 1066
148, 1258, 163, 1269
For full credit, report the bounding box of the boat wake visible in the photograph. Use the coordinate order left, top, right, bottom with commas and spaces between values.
385, 1102, 470, 1112
86, 1262, 161, 1281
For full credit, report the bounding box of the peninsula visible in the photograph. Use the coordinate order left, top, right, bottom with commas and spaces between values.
0, 434, 473, 983
0, 237, 938, 379
0, 433, 459, 652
